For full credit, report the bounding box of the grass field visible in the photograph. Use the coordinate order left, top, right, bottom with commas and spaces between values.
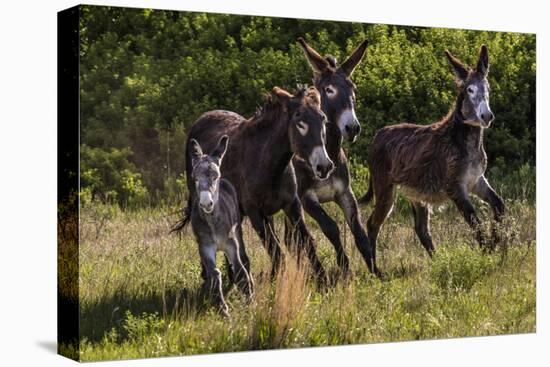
73, 196, 535, 362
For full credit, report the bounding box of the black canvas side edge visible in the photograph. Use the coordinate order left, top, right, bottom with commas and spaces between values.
57, 4, 80, 362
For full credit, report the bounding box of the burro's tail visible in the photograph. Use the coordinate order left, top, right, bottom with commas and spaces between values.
170, 196, 192, 233
358, 175, 374, 206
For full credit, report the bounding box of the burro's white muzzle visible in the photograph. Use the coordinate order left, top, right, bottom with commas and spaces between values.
199, 191, 214, 213
339, 108, 361, 142
309, 146, 334, 180
477, 100, 494, 127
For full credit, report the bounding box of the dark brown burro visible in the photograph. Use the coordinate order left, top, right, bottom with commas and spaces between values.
360, 45, 505, 266
179, 86, 334, 284
290, 38, 379, 277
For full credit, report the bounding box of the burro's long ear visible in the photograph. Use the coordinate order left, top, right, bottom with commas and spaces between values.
212, 135, 229, 163
272, 86, 293, 104
445, 49, 469, 82
190, 138, 203, 165
476, 44, 489, 76
297, 37, 330, 74
340, 39, 368, 77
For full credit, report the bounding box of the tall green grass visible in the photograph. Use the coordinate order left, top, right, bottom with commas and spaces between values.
71, 198, 535, 361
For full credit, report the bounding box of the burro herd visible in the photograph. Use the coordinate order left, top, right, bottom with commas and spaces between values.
172, 38, 504, 316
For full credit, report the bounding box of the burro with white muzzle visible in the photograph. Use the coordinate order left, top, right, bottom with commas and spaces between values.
298, 37, 364, 142
188, 136, 253, 316
288, 87, 334, 180
289, 38, 379, 277
360, 45, 505, 271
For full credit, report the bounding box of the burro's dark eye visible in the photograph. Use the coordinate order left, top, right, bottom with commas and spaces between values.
325, 86, 335, 95
467, 87, 474, 94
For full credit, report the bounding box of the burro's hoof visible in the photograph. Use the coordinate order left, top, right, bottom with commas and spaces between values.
219, 304, 230, 318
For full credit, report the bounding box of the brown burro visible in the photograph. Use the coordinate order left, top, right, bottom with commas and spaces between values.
290, 38, 379, 277
359, 45, 505, 267
175, 86, 334, 285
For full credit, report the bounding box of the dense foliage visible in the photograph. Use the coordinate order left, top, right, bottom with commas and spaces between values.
79, 5, 536, 206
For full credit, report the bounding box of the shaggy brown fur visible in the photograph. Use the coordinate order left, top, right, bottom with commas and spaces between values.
361, 45, 505, 268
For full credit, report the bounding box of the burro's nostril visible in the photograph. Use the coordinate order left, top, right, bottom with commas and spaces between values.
200, 200, 213, 211
345, 125, 351, 133
481, 112, 494, 123
316, 161, 334, 179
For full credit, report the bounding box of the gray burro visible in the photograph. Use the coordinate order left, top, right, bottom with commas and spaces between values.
188, 136, 253, 316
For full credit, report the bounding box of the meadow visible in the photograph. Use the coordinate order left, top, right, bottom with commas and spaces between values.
73, 183, 535, 361
59, 6, 537, 362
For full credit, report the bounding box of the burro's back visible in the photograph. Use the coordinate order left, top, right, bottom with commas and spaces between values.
369, 121, 467, 203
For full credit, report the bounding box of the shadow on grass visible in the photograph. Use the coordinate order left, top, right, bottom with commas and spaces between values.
80, 285, 212, 343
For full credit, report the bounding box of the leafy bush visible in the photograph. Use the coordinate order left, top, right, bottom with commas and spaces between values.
488, 162, 536, 202
79, 6, 535, 208
80, 145, 149, 207
162, 173, 187, 206
348, 157, 370, 198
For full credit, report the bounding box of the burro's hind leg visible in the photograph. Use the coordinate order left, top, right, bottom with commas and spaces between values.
224, 226, 253, 302
199, 243, 229, 316
472, 176, 505, 250
366, 183, 396, 272
410, 201, 435, 256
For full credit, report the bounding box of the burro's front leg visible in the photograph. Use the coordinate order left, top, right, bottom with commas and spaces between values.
301, 192, 350, 275
448, 184, 488, 249
198, 243, 229, 317
284, 196, 328, 285
472, 175, 506, 249
336, 188, 380, 277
